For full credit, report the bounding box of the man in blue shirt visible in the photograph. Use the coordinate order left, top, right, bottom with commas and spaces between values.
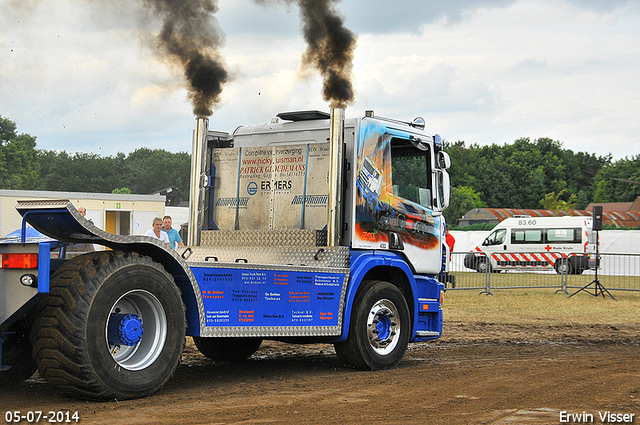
161, 216, 184, 250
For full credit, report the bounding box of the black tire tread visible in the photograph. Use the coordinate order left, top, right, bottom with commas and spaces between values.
30, 251, 186, 400
334, 280, 410, 371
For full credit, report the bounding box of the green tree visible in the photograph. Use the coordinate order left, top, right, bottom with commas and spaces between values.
444, 186, 485, 227
125, 148, 191, 195
112, 187, 132, 194
39, 151, 125, 192
593, 155, 640, 203
0, 115, 40, 189
0, 115, 18, 143
444, 137, 610, 209
540, 189, 577, 211
575, 189, 590, 210
36, 148, 192, 196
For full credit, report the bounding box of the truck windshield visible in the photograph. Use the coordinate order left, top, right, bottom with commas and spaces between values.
391, 139, 432, 208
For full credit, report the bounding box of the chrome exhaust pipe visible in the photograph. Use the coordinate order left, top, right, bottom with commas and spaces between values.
327, 108, 345, 247
188, 117, 209, 247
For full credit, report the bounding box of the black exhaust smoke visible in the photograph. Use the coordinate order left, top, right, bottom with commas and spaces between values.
145, 0, 228, 117
297, 0, 356, 108
254, 0, 357, 108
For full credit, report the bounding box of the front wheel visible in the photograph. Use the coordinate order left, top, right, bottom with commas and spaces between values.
30, 251, 186, 400
334, 281, 410, 370
554, 259, 573, 275
476, 258, 491, 273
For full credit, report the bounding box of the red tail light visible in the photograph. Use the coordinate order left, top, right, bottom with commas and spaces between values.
2, 253, 38, 269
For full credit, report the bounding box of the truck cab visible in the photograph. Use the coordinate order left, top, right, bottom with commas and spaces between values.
200, 110, 450, 272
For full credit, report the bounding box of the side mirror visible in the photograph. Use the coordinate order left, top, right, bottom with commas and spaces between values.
434, 170, 450, 212
437, 151, 451, 170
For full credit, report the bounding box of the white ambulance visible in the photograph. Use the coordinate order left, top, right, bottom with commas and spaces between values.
463, 216, 594, 274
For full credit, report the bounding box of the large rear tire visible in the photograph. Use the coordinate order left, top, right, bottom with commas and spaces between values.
30, 251, 186, 400
334, 280, 410, 370
193, 337, 262, 361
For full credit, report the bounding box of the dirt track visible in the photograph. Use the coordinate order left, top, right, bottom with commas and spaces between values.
2, 322, 639, 424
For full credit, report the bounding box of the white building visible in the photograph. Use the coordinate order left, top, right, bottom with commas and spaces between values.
0, 190, 166, 238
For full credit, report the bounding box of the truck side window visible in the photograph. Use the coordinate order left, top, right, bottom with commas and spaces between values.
484, 228, 506, 246
390, 138, 431, 208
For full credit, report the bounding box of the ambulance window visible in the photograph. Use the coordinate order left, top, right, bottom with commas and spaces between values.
547, 228, 580, 243
512, 229, 542, 244
526, 230, 542, 243
513, 230, 525, 242
485, 228, 507, 246
391, 138, 431, 207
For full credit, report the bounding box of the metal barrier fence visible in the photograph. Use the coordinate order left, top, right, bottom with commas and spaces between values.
444, 251, 640, 295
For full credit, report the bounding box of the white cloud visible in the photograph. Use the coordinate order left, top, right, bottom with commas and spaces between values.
0, 0, 638, 161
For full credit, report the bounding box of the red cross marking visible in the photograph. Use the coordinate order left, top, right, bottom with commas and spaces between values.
544, 244, 552, 252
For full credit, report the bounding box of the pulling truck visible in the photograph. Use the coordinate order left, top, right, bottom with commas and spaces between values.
0, 109, 450, 400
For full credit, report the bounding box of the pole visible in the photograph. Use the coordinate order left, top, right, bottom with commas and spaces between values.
188, 117, 209, 247
327, 108, 345, 247
568, 229, 616, 300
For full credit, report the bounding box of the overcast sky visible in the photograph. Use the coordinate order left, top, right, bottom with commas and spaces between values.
1, 0, 639, 161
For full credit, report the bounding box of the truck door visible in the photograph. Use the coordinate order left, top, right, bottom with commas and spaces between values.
352, 121, 443, 274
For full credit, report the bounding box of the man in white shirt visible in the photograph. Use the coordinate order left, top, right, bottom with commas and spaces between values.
145, 217, 170, 245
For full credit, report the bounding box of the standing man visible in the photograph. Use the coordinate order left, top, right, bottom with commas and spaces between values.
444, 224, 456, 289
145, 217, 170, 245
162, 216, 184, 250
445, 225, 456, 261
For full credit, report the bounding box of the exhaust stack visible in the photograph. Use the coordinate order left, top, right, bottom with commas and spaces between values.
327, 108, 345, 247
188, 117, 209, 247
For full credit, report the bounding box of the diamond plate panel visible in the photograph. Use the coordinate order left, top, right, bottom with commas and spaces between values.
16, 199, 71, 209
182, 245, 349, 269
200, 229, 327, 248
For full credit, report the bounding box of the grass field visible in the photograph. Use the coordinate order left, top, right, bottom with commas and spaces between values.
444, 288, 640, 326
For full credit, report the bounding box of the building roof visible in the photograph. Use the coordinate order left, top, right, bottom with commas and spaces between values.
0, 189, 165, 202
586, 196, 640, 212
460, 207, 640, 228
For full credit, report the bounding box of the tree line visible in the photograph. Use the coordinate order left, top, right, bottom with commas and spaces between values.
1, 115, 639, 226
444, 138, 640, 226
1, 115, 191, 199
